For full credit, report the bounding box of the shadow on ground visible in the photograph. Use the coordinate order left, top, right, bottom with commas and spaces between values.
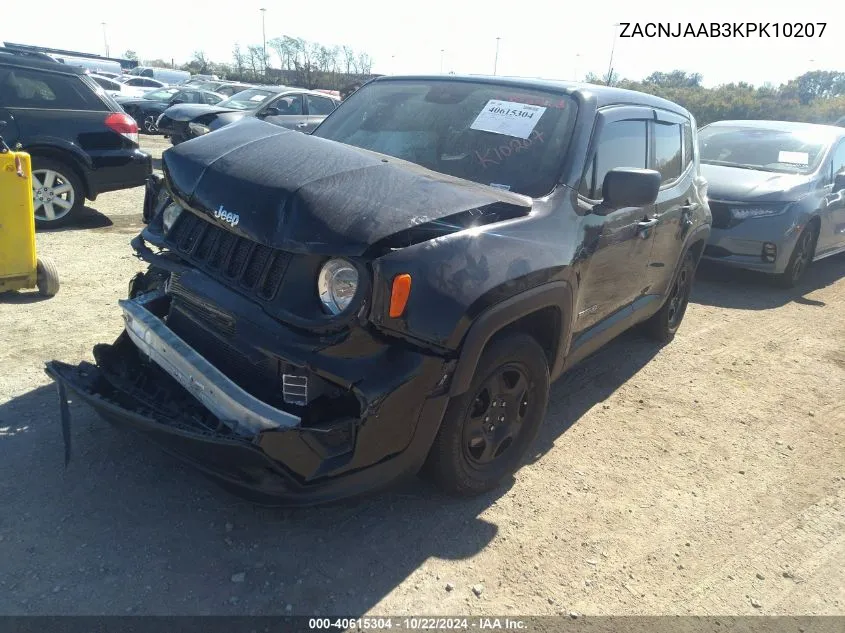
35, 206, 113, 232
0, 326, 662, 616
691, 253, 845, 310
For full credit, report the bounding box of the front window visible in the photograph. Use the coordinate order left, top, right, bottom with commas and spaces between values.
218, 88, 277, 110
312, 79, 577, 198
699, 125, 833, 174
145, 88, 180, 101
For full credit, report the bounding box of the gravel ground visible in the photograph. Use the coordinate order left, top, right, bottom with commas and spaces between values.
0, 136, 843, 616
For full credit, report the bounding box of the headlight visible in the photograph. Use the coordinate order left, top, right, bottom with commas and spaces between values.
317, 258, 359, 315
730, 206, 787, 220
162, 203, 183, 234
189, 122, 211, 136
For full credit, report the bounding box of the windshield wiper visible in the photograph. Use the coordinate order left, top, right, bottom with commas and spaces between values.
702, 160, 781, 172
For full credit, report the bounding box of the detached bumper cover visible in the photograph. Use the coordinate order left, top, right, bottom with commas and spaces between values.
119, 294, 300, 435
44, 293, 452, 506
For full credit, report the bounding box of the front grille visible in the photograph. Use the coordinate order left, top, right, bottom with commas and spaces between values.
166, 211, 292, 303
708, 201, 735, 229
167, 273, 236, 337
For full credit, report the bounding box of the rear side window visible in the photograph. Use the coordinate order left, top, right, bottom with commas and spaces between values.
0, 68, 105, 110
307, 95, 337, 115
653, 121, 683, 184
202, 92, 221, 105
580, 119, 648, 199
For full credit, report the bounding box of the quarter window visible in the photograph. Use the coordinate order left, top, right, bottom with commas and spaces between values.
654, 121, 683, 184
829, 141, 845, 181
683, 122, 695, 171
580, 119, 648, 199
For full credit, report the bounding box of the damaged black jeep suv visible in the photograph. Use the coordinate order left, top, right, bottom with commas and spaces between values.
47, 76, 710, 505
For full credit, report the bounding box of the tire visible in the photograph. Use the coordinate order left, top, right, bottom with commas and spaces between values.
36, 257, 60, 297
643, 249, 696, 344
776, 224, 818, 288
423, 333, 550, 497
31, 157, 85, 229
142, 114, 159, 134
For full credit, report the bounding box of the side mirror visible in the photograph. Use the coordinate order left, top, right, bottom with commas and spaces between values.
595, 168, 661, 213
834, 170, 845, 192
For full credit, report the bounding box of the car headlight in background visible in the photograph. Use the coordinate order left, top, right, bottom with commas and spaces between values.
317, 258, 359, 315
189, 122, 211, 136
162, 203, 183, 234
729, 206, 788, 220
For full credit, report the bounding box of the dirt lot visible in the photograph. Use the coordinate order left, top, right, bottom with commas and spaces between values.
1, 136, 843, 617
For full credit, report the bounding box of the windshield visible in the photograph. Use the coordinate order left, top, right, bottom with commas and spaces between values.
145, 88, 180, 101
218, 88, 276, 110
312, 79, 577, 198
699, 125, 832, 174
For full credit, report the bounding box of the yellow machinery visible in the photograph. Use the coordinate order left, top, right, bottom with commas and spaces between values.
0, 146, 59, 297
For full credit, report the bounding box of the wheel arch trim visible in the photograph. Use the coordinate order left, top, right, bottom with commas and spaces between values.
448, 281, 574, 397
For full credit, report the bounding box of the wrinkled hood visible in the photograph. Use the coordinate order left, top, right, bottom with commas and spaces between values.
162, 118, 533, 256
162, 103, 240, 121
701, 163, 816, 202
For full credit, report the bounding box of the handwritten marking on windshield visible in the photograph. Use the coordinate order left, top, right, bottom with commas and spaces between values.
475, 130, 546, 169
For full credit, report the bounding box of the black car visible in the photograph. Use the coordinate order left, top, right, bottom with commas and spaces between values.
0, 47, 152, 227
48, 75, 710, 504
116, 87, 225, 134
157, 87, 340, 144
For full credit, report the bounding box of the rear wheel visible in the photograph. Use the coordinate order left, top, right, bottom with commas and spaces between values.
643, 250, 696, 343
31, 157, 84, 229
36, 257, 60, 297
776, 224, 817, 288
423, 333, 550, 496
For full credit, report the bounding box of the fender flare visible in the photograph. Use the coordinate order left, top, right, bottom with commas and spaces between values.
448, 281, 573, 397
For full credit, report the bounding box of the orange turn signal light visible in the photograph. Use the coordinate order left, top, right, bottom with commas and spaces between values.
389, 274, 412, 318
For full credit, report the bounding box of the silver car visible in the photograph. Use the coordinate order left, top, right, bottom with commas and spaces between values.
700, 120, 845, 286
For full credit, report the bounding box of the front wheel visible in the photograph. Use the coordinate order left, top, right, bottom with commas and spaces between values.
142, 114, 159, 134
643, 249, 696, 343
776, 225, 817, 288
423, 333, 550, 497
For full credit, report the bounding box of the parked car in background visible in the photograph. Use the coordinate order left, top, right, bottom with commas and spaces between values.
699, 120, 845, 286
184, 74, 219, 84
0, 47, 151, 227
93, 70, 122, 80
89, 73, 123, 94
117, 87, 225, 134
157, 87, 339, 144
47, 75, 710, 504
48, 54, 123, 76
114, 75, 167, 97
127, 66, 190, 85
190, 81, 254, 97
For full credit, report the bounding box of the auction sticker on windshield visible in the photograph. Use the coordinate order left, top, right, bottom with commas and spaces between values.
778, 150, 809, 165
470, 100, 547, 139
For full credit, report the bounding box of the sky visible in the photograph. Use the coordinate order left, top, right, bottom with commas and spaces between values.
2, 0, 839, 87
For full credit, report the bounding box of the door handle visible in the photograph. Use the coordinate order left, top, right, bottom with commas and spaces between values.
637, 217, 659, 230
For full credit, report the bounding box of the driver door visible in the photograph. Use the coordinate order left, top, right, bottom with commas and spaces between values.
256, 94, 309, 131
821, 141, 845, 252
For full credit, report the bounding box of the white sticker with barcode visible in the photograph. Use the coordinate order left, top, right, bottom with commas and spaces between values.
470, 100, 547, 139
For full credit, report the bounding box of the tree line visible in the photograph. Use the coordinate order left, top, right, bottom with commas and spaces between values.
128, 36, 375, 90
584, 69, 845, 126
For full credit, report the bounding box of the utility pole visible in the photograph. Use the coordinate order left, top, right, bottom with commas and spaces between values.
606, 23, 620, 85
493, 37, 500, 75
260, 8, 267, 79
101, 22, 109, 58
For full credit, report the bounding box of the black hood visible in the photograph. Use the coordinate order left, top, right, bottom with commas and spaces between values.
701, 163, 817, 202
162, 117, 533, 256
163, 103, 241, 121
